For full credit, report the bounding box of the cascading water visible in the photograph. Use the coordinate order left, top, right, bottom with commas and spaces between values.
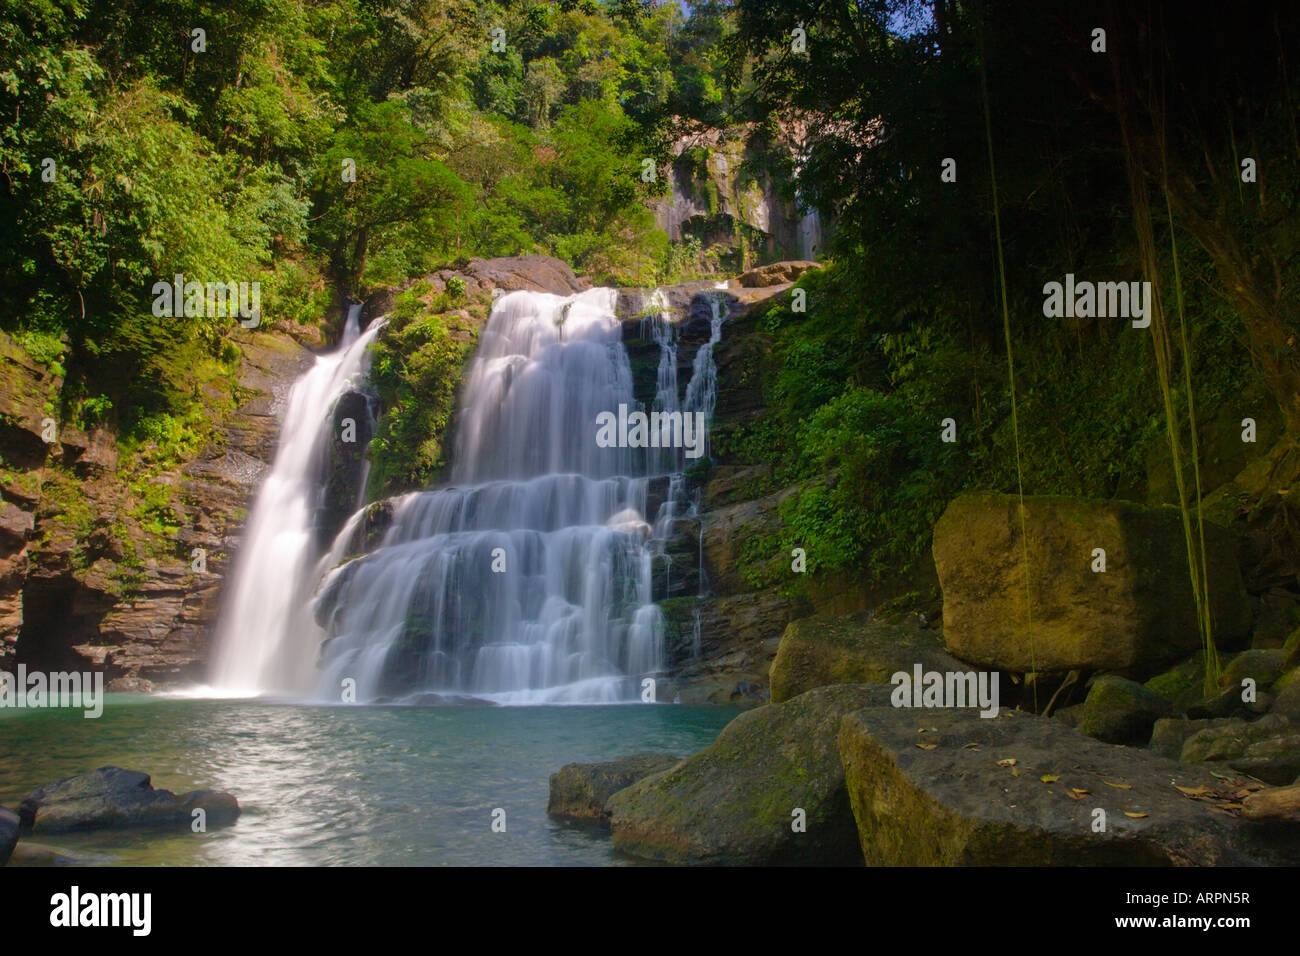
210, 305, 383, 696
312, 289, 666, 704
648, 284, 729, 604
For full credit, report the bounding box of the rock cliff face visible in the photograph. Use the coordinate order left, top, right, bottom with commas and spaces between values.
0, 324, 319, 689
653, 127, 829, 270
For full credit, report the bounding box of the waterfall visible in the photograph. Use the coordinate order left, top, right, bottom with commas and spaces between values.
649, 285, 727, 587
311, 289, 666, 704
797, 207, 822, 260
210, 304, 382, 696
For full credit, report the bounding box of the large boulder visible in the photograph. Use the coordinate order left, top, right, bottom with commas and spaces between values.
769, 613, 966, 703
547, 754, 681, 826
837, 704, 1294, 866
1078, 675, 1173, 744
0, 806, 18, 864
933, 493, 1251, 676
19, 766, 240, 834
608, 685, 891, 865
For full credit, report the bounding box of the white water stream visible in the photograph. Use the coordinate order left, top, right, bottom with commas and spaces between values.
213, 286, 728, 704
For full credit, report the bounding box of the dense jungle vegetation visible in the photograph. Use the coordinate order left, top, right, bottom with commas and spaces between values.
2, 0, 1297, 600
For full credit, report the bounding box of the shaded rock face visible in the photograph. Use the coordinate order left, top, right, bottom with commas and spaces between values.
934, 493, 1252, 676
607, 685, 890, 865
837, 704, 1295, 866
18, 766, 239, 834
547, 754, 681, 826
652, 127, 829, 265
3, 327, 315, 685
318, 387, 376, 548
769, 612, 964, 703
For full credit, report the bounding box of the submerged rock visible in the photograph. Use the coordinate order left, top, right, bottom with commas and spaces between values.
837, 704, 1294, 866
547, 754, 681, 826
608, 685, 889, 865
0, 806, 18, 864
1079, 675, 1173, 745
933, 493, 1251, 676
5, 841, 78, 866
19, 766, 239, 834
769, 613, 964, 703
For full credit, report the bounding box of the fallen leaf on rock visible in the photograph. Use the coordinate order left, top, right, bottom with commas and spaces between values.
1066, 791, 1084, 800
1104, 781, 1132, 790
916, 743, 938, 750
1041, 774, 1060, 783
962, 742, 981, 749
1124, 812, 1148, 818
1071, 787, 1091, 797
1174, 785, 1209, 797
996, 758, 1018, 767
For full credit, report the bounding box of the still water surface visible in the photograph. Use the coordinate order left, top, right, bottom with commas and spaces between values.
0, 696, 736, 865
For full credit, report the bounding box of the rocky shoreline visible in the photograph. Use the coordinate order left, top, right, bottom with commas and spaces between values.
546, 490, 1300, 865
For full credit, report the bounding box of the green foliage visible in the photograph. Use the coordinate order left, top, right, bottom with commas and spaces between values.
366, 286, 479, 495
0, 0, 692, 452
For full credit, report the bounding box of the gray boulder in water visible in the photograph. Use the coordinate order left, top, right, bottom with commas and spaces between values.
0, 806, 19, 864
18, 766, 240, 834
548, 753, 682, 826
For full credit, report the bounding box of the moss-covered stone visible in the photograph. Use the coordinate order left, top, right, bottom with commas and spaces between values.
1149, 716, 1239, 760
1275, 675, 1300, 718
608, 684, 889, 865
1220, 648, 1288, 692
1144, 656, 1206, 714
547, 754, 681, 826
933, 493, 1251, 676
837, 705, 1293, 865
769, 612, 961, 703
1079, 675, 1174, 744
1179, 712, 1299, 785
